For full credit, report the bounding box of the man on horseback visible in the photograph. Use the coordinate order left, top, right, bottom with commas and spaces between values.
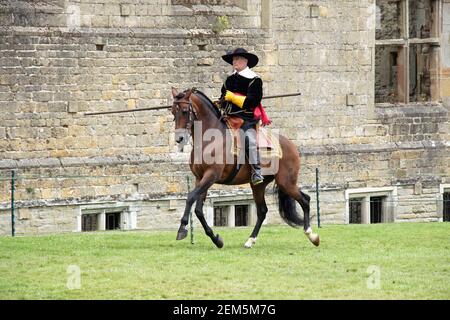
220, 48, 266, 185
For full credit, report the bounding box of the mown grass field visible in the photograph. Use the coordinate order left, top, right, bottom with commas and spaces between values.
0, 223, 448, 300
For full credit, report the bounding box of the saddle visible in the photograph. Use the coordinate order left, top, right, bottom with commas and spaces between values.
223, 117, 283, 159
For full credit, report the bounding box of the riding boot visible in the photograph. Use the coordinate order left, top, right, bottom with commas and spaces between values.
250, 150, 264, 185
246, 128, 264, 186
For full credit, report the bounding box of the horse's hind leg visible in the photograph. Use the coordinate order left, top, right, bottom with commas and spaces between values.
276, 174, 320, 246
296, 190, 319, 245
244, 199, 267, 248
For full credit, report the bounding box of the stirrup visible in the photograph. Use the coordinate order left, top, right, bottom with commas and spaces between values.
251, 172, 264, 185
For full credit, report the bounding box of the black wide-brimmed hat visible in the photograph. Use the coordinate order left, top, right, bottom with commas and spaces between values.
222, 48, 259, 68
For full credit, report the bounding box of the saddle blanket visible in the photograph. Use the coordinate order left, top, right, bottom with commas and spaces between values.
224, 117, 283, 159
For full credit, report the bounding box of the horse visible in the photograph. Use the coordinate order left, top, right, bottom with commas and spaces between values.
171, 87, 320, 248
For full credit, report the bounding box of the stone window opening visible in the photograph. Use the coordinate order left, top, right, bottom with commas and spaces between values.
349, 197, 386, 224
78, 206, 133, 232
375, 0, 442, 104
370, 196, 384, 223
439, 184, 450, 222
345, 187, 397, 224
443, 192, 450, 222
349, 198, 363, 224
81, 213, 98, 232
212, 203, 252, 227
105, 212, 121, 230
214, 206, 228, 226
234, 205, 249, 226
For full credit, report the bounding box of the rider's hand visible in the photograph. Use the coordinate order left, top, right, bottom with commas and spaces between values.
213, 100, 222, 110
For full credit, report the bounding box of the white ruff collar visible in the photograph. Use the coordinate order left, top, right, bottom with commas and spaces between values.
233, 67, 258, 79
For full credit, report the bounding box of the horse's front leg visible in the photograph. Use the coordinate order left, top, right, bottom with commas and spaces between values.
176, 171, 222, 247
176, 180, 200, 241
194, 190, 223, 248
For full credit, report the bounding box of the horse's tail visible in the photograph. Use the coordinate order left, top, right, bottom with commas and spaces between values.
274, 184, 304, 228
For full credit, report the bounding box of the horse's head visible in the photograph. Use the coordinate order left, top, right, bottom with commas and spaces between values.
171, 88, 195, 148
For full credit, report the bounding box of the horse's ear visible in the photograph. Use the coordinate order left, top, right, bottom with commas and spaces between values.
171, 87, 178, 98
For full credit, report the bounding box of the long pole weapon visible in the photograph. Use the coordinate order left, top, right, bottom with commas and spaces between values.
84, 92, 301, 116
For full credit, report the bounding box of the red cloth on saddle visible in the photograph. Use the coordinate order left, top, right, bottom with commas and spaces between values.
233, 92, 272, 126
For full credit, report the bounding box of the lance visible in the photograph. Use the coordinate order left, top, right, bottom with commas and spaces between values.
84, 92, 301, 116
84, 105, 171, 116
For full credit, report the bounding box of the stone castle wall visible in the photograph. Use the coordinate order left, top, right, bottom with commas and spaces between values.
0, 0, 449, 235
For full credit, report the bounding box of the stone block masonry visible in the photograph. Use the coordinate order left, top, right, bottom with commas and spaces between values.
0, 0, 449, 235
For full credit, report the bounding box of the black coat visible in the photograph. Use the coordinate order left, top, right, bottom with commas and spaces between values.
220, 73, 263, 121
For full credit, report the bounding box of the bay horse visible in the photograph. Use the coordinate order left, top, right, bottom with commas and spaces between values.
171, 87, 319, 248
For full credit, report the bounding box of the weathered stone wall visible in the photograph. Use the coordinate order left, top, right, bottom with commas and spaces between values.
299, 104, 449, 223
0, 0, 449, 235
443, 0, 450, 103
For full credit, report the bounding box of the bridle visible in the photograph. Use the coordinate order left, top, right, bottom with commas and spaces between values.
173, 93, 198, 133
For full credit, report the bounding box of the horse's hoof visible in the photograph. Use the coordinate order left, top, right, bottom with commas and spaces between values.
214, 234, 224, 248
304, 227, 320, 247
244, 237, 256, 248
176, 228, 188, 241
309, 234, 320, 247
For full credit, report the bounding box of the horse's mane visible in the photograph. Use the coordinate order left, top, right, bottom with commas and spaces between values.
191, 89, 222, 119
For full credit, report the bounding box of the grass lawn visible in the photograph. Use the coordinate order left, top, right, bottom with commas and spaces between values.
0, 222, 449, 300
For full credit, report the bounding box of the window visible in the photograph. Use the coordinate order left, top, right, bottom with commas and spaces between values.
211, 203, 254, 227
444, 192, 450, 222
349, 197, 385, 224
214, 207, 227, 226
78, 207, 131, 232
106, 212, 121, 230
345, 187, 396, 224
349, 198, 363, 224
81, 212, 121, 231
439, 185, 450, 222
370, 197, 384, 224
349, 198, 364, 224
235, 205, 249, 226
375, 0, 441, 104
82, 213, 98, 232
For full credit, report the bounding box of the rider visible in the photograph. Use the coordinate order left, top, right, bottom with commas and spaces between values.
220, 48, 264, 185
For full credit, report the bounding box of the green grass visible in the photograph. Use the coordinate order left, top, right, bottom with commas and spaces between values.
0, 223, 449, 299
